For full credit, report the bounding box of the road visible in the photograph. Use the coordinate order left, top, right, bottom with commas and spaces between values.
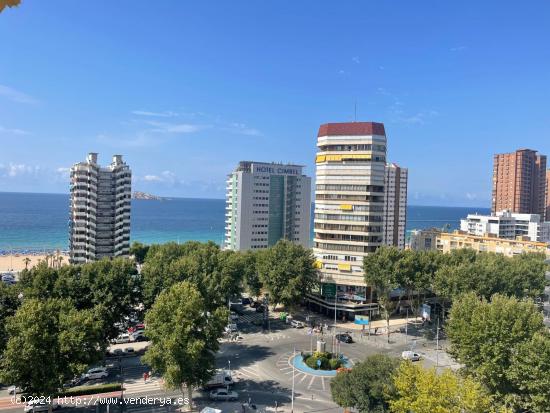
0, 307, 458, 413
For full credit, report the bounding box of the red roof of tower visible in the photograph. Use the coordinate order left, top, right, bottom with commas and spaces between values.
317, 122, 386, 137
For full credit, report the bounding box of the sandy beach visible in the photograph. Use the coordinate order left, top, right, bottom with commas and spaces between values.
0, 253, 69, 272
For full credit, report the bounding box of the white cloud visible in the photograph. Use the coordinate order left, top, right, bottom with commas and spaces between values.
0, 163, 40, 177
143, 175, 163, 182
131, 110, 179, 118
138, 170, 183, 186
450, 46, 467, 52
352, 56, 360, 64
144, 120, 203, 134
0, 125, 30, 135
0, 84, 38, 104
465, 192, 477, 201
223, 122, 262, 137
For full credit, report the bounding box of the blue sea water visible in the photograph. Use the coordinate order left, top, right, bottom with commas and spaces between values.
0, 192, 490, 252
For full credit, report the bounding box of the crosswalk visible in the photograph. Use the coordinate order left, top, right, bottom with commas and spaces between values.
123, 377, 163, 396
275, 352, 331, 391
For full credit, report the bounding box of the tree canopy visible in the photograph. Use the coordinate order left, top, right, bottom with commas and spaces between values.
446, 292, 545, 399
140, 241, 246, 311
0, 298, 105, 396
331, 354, 399, 412
388, 362, 501, 413
256, 239, 318, 308
0, 282, 21, 354
142, 281, 227, 410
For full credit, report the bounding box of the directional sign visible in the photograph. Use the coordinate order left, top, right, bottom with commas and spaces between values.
316, 359, 321, 367
321, 283, 336, 298
354, 315, 369, 325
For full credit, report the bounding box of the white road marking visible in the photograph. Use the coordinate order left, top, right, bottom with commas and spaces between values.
308, 376, 315, 389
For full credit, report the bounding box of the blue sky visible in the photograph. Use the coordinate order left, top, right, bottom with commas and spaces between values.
1, 1, 549, 206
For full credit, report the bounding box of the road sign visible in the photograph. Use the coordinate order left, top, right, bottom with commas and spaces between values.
321, 283, 336, 298
354, 315, 369, 325
316, 359, 321, 367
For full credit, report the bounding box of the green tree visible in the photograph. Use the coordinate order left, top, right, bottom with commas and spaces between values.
506, 332, 550, 413
256, 239, 318, 309
0, 283, 21, 354
142, 281, 228, 411
241, 251, 261, 298
388, 362, 499, 413
363, 246, 402, 343
141, 241, 244, 311
331, 354, 399, 412
446, 292, 545, 397
129, 242, 150, 264
0, 298, 105, 397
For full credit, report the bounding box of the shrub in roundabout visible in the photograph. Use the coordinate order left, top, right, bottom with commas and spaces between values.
303, 351, 343, 370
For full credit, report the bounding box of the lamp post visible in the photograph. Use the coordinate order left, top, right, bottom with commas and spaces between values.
436, 316, 440, 368
227, 360, 231, 391
291, 347, 296, 413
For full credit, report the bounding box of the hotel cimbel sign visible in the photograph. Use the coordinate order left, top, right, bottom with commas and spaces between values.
252, 164, 300, 175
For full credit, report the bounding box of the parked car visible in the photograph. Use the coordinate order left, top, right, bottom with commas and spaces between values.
131, 330, 146, 341
204, 370, 233, 389
401, 351, 421, 361
113, 333, 130, 344
83, 367, 109, 380
24, 400, 60, 412
335, 333, 353, 343
124, 347, 135, 354
133, 335, 149, 342
111, 348, 124, 356
241, 297, 251, 306
209, 389, 238, 401
230, 312, 239, 321
8, 386, 22, 395
225, 323, 238, 333
290, 320, 305, 329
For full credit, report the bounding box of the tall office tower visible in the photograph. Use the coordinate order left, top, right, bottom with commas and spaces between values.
546, 169, 550, 221
492, 149, 547, 218
383, 163, 408, 249
69, 153, 132, 264
224, 161, 311, 251
311, 122, 386, 317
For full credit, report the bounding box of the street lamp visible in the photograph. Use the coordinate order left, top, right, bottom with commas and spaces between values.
291, 347, 296, 413
227, 360, 231, 391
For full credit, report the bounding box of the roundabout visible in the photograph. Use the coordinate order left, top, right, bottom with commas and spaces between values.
291, 353, 353, 377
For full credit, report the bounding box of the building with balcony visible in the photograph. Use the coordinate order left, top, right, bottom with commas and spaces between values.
69, 153, 131, 264
310, 122, 388, 318
223, 161, 311, 251
383, 163, 408, 249
409, 229, 549, 257
460, 210, 550, 244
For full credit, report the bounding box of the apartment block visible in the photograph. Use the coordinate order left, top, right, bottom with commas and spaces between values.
310, 121, 387, 317
69, 153, 131, 264
383, 163, 408, 249
224, 161, 311, 251
460, 210, 550, 243
492, 149, 547, 218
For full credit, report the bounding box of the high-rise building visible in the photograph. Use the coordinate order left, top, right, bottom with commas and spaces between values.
383, 163, 408, 249
69, 153, 132, 264
492, 149, 547, 218
224, 161, 311, 251
311, 122, 387, 317
546, 169, 550, 221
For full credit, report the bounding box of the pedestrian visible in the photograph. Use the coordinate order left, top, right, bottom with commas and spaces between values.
143, 372, 148, 383
274, 400, 278, 412
241, 403, 245, 413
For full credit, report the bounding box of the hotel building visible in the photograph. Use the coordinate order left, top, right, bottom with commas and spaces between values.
310, 122, 388, 317
460, 210, 550, 244
69, 153, 132, 264
383, 163, 408, 249
492, 149, 547, 218
224, 161, 311, 251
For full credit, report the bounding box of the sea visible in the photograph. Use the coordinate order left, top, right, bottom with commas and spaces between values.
0, 192, 491, 253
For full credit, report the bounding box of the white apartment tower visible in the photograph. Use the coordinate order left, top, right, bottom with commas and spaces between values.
69, 153, 132, 264
224, 161, 311, 251
311, 122, 387, 317
383, 163, 408, 249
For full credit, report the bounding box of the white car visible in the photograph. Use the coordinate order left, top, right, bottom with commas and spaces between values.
401, 351, 421, 361
24, 399, 59, 412
83, 367, 109, 380
290, 320, 304, 328
209, 389, 239, 401
113, 333, 130, 344
130, 331, 146, 341
230, 312, 239, 321
8, 385, 22, 395
225, 323, 238, 333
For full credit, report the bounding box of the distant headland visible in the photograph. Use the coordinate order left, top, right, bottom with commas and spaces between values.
132, 191, 168, 201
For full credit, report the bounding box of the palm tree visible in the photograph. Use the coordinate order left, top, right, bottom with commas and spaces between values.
57, 255, 64, 268
23, 257, 31, 270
